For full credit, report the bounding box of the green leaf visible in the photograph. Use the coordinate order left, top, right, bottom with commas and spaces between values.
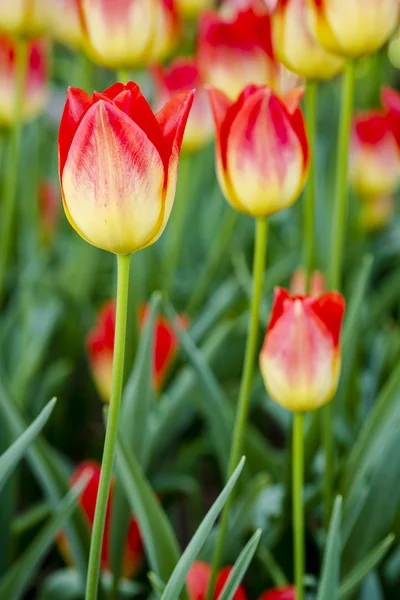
160, 457, 246, 600
217, 529, 261, 600
0, 482, 83, 600
148, 571, 165, 598
317, 496, 342, 600
339, 534, 395, 600
0, 398, 56, 494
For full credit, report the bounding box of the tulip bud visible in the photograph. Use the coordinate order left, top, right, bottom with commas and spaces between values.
49, 0, 83, 50
38, 179, 61, 244
307, 0, 399, 58
152, 58, 214, 153
260, 287, 345, 412
0, 0, 49, 36
187, 562, 248, 599
197, 8, 277, 100
0, 35, 48, 127
58, 82, 194, 255
360, 194, 395, 232
176, 0, 214, 19
208, 84, 309, 217
349, 110, 400, 199
58, 461, 142, 577
290, 268, 326, 297
273, 0, 344, 80
259, 586, 296, 600
78, 0, 180, 68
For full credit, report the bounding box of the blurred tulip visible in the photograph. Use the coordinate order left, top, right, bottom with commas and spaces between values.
208, 84, 309, 217
0, 35, 48, 126
197, 7, 277, 100
0, 0, 49, 35
381, 86, 400, 149
307, 0, 399, 58
220, 0, 272, 16
290, 268, 326, 297
58, 462, 142, 576
187, 561, 248, 599
360, 194, 396, 232
58, 82, 194, 255
78, 0, 179, 68
152, 57, 214, 153
260, 287, 345, 412
38, 179, 61, 243
273, 0, 344, 80
49, 0, 83, 50
87, 301, 185, 401
259, 586, 296, 600
176, 0, 214, 19
349, 110, 400, 199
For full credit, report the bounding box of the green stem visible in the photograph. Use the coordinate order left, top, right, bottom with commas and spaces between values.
85, 254, 131, 600
293, 413, 305, 600
324, 60, 355, 524
0, 37, 28, 306
206, 217, 268, 600
304, 82, 317, 289
117, 69, 130, 84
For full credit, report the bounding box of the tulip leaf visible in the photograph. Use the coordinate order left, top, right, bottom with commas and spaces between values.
217, 529, 262, 600
339, 533, 395, 600
317, 496, 342, 600
0, 398, 56, 494
160, 457, 246, 600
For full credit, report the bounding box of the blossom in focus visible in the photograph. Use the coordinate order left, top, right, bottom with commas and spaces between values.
78, 0, 180, 68
57, 461, 142, 576
86, 301, 185, 401
49, 0, 83, 50
273, 0, 344, 80
152, 57, 214, 153
360, 195, 396, 232
0, 35, 48, 127
58, 82, 194, 255
38, 179, 61, 243
197, 7, 277, 100
307, 0, 399, 58
0, 0, 49, 35
187, 561, 248, 599
208, 84, 309, 217
259, 586, 296, 600
349, 110, 400, 199
260, 287, 345, 412
290, 268, 326, 297
176, 0, 214, 19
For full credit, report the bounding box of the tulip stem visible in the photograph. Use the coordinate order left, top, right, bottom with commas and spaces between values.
324, 60, 355, 525
293, 412, 305, 600
0, 37, 28, 306
206, 217, 268, 600
85, 254, 131, 600
304, 82, 317, 289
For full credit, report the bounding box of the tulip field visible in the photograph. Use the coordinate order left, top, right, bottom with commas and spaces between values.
1, 1, 400, 599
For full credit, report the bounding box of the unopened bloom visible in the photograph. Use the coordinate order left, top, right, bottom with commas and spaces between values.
187, 561, 248, 600
58, 461, 142, 576
208, 84, 309, 217
0, 0, 49, 35
259, 586, 296, 600
273, 0, 344, 80
360, 194, 395, 232
0, 35, 48, 126
290, 268, 326, 297
152, 58, 214, 153
197, 8, 277, 100
350, 110, 400, 199
260, 287, 345, 412
49, 0, 83, 50
38, 179, 61, 243
58, 82, 194, 255
307, 0, 399, 58
78, 0, 180, 68
176, 0, 214, 19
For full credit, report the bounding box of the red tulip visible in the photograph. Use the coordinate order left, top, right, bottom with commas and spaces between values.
208, 84, 309, 217
349, 110, 400, 199
0, 35, 48, 126
38, 179, 61, 243
187, 561, 248, 600
381, 86, 400, 150
152, 57, 214, 153
259, 586, 296, 600
260, 288, 345, 412
0, 0, 49, 35
49, 0, 83, 50
58, 82, 194, 255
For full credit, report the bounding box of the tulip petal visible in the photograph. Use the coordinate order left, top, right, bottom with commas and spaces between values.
61, 100, 166, 254
310, 292, 345, 348
58, 86, 92, 178
267, 287, 291, 332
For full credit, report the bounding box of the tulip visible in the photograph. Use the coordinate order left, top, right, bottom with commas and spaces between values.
349, 110, 400, 199
360, 194, 395, 232
78, 0, 180, 68
152, 57, 214, 153
58, 82, 194, 255
0, 35, 48, 126
176, 0, 214, 19
187, 561, 248, 599
273, 0, 344, 80
0, 0, 49, 35
208, 84, 309, 217
307, 0, 399, 58
290, 268, 326, 297
58, 461, 142, 577
381, 86, 400, 150
197, 7, 277, 100
38, 179, 61, 243
260, 287, 345, 412
49, 0, 83, 50
259, 586, 296, 600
